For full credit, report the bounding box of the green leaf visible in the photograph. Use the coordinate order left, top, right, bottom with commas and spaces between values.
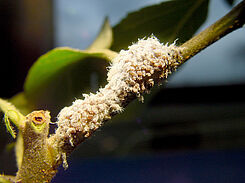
88, 17, 113, 50
111, 0, 209, 51
24, 48, 118, 115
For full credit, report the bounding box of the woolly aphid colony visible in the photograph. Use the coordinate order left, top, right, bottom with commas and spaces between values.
54, 36, 183, 149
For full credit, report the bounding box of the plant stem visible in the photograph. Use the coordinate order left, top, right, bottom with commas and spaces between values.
180, 0, 245, 62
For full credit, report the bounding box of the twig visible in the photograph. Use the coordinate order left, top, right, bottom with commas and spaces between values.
180, 0, 245, 62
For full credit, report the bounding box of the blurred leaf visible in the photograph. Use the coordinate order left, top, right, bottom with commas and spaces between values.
10, 93, 33, 115
88, 17, 113, 49
224, 0, 235, 6
24, 48, 118, 115
111, 0, 209, 51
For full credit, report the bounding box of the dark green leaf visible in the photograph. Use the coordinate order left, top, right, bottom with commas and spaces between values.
111, 0, 209, 51
24, 48, 117, 115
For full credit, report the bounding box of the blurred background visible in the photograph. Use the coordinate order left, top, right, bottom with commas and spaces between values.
1, 0, 245, 182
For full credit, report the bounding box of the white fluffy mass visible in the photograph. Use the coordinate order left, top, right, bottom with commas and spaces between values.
55, 36, 182, 145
